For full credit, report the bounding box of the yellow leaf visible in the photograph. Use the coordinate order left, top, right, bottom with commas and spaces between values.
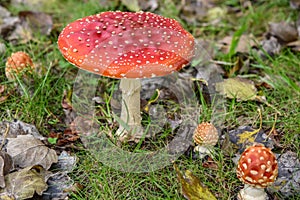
174, 164, 217, 200
216, 77, 257, 101
121, 0, 140, 11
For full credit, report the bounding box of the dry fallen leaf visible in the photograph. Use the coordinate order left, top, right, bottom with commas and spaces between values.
19, 11, 53, 36
218, 34, 257, 54
0, 151, 13, 188
269, 21, 298, 43
41, 172, 74, 200
0, 165, 49, 200
7, 135, 58, 170
0, 120, 44, 140
174, 164, 217, 200
228, 126, 275, 153
0, 85, 9, 104
215, 77, 258, 101
287, 40, 300, 52
0, 192, 15, 200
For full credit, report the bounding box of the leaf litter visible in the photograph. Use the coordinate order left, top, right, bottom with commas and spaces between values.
0, 120, 77, 199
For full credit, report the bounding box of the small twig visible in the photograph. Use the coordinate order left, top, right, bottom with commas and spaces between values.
266, 112, 278, 140
258, 108, 262, 130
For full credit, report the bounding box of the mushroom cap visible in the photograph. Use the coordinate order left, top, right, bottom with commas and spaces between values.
193, 122, 219, 146
58, 11, 195, 79
5, 51, 34, 81
236, 143, 278, 188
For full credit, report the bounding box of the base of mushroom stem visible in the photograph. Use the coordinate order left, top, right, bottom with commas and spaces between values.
237, 185, 267, 200
115, 125, 145, 143
194, 145, 215, 159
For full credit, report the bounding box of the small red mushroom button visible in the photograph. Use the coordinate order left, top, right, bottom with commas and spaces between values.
193, 122, 219, 146
5, 51, 35, 81
236, 143, 278, 200
193, 122, 219, 158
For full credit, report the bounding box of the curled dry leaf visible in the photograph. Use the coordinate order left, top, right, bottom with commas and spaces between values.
0, 151, 13, 188
174, 164, 217, 200
0, 165, 50, 200
215, 77, 258, 101
7, 135, 58, 170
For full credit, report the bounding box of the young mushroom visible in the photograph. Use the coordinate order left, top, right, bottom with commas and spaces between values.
193, 122, 219, 158
5, 51, 35, 81
58, 11, 195, 142
236, 143, 278, 200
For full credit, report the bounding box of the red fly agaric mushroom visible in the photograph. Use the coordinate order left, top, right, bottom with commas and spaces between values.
5, 51, 35, 81
58, 11, 195, 142
193, 122, 219, 158
236, 143, 278, 200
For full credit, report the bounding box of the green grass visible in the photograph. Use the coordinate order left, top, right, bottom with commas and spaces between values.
1, 0, 300, 199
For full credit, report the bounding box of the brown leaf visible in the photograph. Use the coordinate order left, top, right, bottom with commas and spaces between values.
287, 40, 300, 52
218, 34, 257, 54
269, 22, 298, 43
174, 164, 217, 200
202, 157, 218, 170
0, 120, 44, 139
7, 135, 58, 170
0, 151, 13, 188
19, 11, 53, 35
0, 165, 49, 199
0, 85, 9, 104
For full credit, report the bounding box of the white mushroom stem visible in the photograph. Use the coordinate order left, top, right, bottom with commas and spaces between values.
116, 78, 143, 141
194, 145, 215, 159
238, 184, 267, 200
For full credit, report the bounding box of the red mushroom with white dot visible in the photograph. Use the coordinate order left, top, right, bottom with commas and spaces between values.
58, 11, 195, 141
5, 51, 35, 81
236, 143, 278, 200
193, 122, 219, 158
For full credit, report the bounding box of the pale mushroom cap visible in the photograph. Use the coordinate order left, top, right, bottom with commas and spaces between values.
5, 51, 34, 81
57, 11, 195, 79
193, 122, 219, 146
236, 143, 278, 188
